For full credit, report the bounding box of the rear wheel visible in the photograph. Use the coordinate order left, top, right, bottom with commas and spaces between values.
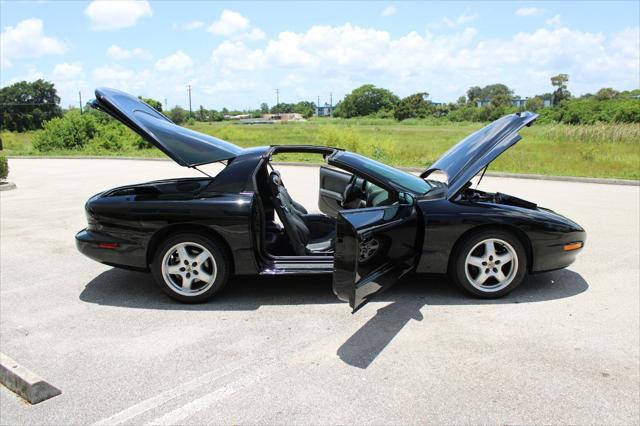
151, 233, 229, 303
451, 229, 527, 298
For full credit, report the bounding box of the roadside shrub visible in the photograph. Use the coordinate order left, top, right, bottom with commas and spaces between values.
33, 110, 98, 151
0, 155, 8, 179
556, 98, 640, 124
317, 126, 362, 151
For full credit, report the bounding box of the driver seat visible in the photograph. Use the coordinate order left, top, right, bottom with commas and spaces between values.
269, 171, 335, 256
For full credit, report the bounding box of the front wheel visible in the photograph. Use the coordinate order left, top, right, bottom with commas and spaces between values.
450, 229, 527, 298
151, 233, 229, 303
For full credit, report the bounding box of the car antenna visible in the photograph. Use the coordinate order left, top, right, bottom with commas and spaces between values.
192, 166, 212, 177
476, 165, 488, 189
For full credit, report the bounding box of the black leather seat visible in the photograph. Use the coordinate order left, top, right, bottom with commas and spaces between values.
269, 171, 335, 256
269, 170, 308, 215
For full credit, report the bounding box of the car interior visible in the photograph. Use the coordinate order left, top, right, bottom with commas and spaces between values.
254, 153, 394, 258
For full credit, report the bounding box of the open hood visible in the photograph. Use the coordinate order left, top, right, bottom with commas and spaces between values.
422, 111, 538, 198
91, 87, 243, 167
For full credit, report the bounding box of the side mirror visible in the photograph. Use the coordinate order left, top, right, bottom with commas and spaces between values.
398, 192, 415, 206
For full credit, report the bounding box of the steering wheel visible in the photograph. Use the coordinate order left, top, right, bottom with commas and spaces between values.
342, 175, 365, 208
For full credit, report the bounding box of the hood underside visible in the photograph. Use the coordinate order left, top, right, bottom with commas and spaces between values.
91, 87, 243, 167
422, 111, 538, 198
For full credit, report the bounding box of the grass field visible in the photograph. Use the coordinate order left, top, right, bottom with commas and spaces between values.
3, 118, 639, 179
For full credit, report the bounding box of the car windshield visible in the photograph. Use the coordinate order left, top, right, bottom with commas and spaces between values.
333, 152, 433, 194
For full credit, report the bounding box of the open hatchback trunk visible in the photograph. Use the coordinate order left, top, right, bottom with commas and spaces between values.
91, 87, 243, 167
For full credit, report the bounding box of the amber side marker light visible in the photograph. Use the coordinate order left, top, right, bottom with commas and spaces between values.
563, 242, 583, 251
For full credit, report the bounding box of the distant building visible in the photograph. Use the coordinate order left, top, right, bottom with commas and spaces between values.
224, 114, 251, 120
475, 97, 534, 108
543, 99, 552, 108
511, 98, 527, 108
316, 103, 335, 117
261, 113, 305, 122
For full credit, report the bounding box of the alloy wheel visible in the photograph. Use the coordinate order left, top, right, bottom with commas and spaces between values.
161, 242, 218, 296
359, 238, 380, 262
464, 238, 518, 292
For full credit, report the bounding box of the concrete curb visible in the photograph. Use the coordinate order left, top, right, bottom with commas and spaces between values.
0, 181, 17, 191
7, 155, 638, 186
0, 353, 61, 404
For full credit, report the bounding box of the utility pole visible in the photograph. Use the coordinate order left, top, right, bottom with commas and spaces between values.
317, 95, 320, 116
164, 98, 167, 110
275, 88, 279, 108
329, 92, 333, 117
79, 91, 83, 114
187, 85, 193, 117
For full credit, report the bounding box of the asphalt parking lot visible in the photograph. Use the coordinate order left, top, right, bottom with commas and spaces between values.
1, 158, 638, 425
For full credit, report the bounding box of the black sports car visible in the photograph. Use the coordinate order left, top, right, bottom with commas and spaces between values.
76, 88, 586, 312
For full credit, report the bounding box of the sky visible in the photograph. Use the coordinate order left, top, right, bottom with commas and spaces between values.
1, 0, 639, 110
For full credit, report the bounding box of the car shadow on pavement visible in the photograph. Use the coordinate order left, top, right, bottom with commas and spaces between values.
80, 268, 588, 369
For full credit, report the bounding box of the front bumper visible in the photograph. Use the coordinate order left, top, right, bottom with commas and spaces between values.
75, 229, 147, 270
531, 229, 586, 273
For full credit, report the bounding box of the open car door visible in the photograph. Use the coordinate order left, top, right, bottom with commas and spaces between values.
318, 166, 352, 218
333, 195, 420, 312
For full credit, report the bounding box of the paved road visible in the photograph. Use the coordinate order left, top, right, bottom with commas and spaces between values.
1, 159, 638, 425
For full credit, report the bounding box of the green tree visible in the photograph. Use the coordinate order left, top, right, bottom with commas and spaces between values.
466, 86, 482, 104
482, 84, 513, 101
551, 73, 570, 106
260, 103, 269, 114
524, 96, 544, 111
293, 101, 316, 118
270, 103, 294, 114
0, 79, 62, 131
138, 96, 163, 112
336, 84, 399, 118
394, 92, 431, 121
167, 106, 188, 124
594, 88, 619, 101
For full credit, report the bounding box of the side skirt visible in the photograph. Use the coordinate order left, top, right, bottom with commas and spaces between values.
260, 257, 334, 275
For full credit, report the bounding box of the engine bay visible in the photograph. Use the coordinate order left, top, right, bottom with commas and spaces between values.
458, 186, 538, 210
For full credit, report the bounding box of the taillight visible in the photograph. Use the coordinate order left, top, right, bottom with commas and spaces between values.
98, 242, 118, 249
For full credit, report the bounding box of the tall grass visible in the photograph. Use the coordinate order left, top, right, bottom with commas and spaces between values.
3, 120, 639, 179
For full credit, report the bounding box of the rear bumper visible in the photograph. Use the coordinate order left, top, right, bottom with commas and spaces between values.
75, 229, 148, 270
531, 230, 586, 273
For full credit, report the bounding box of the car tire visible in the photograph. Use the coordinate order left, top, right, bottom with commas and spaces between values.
450, 229, 527, 298
151, 233, 230, 303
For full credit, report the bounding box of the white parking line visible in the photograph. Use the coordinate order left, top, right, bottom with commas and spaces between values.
91, 361, 244, 426
145, 367, 274, 425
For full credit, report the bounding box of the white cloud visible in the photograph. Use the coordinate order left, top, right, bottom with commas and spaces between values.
211, 41, 265, 71
1, 18, 67, 68
106, 45, 152, 60
381, 6, 396, 17
434, 13, 478, 29
546, 14, 562, 28
155, 50, 193, 73
7, 17, 636, 110
85, 0, 152, 31
245, 27, 266, 41
515, 7, 544, 16
52, 62, 83, 80
179, 21, 204, 31
207, 9, 265, 41
208, 10, 249, 36
201, 23, 639, 106
7, 66, 44, 85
